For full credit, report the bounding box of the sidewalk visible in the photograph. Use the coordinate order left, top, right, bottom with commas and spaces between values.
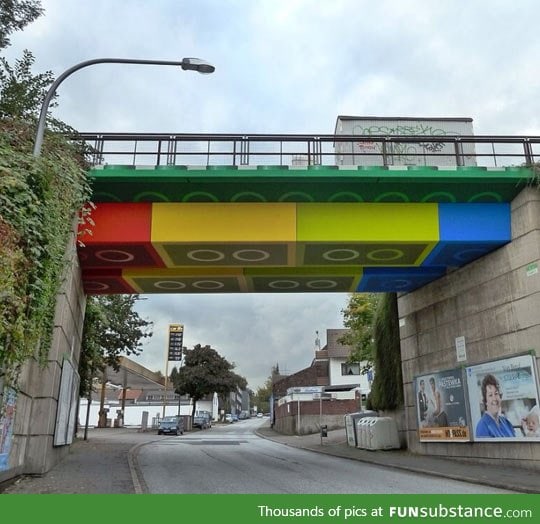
1, 428, 159, 494
1, 425, 539, 494
256, 426, 540, 494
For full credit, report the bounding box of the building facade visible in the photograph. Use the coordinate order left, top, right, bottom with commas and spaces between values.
272, 328, 370, 435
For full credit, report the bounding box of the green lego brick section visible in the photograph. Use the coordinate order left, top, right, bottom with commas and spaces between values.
88, 165, 533, 203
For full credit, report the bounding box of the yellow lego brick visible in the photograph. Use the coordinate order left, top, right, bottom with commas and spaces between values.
152, 203, 297, 242
297, 203, 439, 242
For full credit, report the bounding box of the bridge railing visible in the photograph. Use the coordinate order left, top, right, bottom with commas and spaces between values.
74, 133, 540, 168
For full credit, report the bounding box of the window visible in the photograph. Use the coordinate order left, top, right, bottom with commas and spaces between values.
341, 363, 360, 376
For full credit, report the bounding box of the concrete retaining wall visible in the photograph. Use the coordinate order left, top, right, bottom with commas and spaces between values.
398, 187, 540, 470
274, 399, 356, 435
0, 228, 86, 483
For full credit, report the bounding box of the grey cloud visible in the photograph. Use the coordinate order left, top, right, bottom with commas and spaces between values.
6, 0, 540, 387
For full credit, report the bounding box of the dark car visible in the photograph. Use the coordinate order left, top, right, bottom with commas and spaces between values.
158, 416, 184, 435
193, 412, 212, 429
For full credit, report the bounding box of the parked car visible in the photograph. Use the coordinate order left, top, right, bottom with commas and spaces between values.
158, 416, 184, 435
231, 414, 239, 422
256, 412, 263, 418
225, 413, 233, 423
193, 412, 212, 429
201, 411, 212, 428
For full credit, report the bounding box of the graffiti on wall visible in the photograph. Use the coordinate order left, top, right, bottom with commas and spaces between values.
334, 117, 476, 167
0, 387, 17, 471
353, 123, 458, 136
352, 124, 458, 164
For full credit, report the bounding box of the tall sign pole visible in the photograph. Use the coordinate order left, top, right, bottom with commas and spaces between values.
177, 346, 186, 416
162, 324, 184, 418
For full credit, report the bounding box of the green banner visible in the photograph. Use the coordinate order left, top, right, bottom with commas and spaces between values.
1, 494, 538, 523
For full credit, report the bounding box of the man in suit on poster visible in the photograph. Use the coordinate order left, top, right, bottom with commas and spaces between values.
418, 379, 428, 426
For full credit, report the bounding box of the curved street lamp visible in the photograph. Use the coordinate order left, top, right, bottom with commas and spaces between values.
33, 57, 215, 156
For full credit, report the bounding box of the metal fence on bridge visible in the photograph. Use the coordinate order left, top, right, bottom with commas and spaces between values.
74, 132, 540, 169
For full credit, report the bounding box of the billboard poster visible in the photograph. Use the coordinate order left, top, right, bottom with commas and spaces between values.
415, 368, 470, 442
54, 358, 80, 446
466, 354, 540, 441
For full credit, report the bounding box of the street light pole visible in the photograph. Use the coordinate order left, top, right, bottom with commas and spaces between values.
33, 57, 215, 157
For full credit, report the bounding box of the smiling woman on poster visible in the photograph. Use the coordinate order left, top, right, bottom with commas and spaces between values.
475, 374, 515, 438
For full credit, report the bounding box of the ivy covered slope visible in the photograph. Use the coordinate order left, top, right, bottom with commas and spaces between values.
0, 119, 91, 384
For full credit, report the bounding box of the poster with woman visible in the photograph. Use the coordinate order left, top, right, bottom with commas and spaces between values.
415, 368, 470, 442
466, 353, 540, 442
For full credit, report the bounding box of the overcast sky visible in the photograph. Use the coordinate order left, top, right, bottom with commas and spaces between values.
5, 0, 540, 389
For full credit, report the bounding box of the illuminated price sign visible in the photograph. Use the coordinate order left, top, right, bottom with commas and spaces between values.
168, 324, 184, 361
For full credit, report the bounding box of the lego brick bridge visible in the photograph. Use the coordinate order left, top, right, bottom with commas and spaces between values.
77, 133, 537, 294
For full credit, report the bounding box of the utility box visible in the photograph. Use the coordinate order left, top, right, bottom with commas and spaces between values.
345, 411, 378, 447
365, 417, 400, 451
334, 116, 476, 167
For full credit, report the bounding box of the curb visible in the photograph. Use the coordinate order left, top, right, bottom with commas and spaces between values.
127, 438, 161, 494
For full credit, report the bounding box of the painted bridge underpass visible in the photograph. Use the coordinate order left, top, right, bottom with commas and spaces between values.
78, 152, 533, 295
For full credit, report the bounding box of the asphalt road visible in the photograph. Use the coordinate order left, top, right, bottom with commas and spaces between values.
136, 418, 513, 494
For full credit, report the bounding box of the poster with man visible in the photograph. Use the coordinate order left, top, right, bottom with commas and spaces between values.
415, 368, 470, 442
466, 354, 540, 441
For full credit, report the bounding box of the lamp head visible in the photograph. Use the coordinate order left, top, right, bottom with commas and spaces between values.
180, 57, 215, 74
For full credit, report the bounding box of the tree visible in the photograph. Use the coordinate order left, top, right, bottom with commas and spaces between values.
0, 1, 68, 134
78, 295, 153, 398
339, 293, 379, 373
0, 0, 43, 50
368, 293, 403, 411
172, 344, 247, 418
251, 363, 280, 413
169, 366, 179, 385
0, 49, 57, 122
253, 377, 272, 414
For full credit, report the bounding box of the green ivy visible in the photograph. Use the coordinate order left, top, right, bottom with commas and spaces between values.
0, 119, 91, 387
530, 163, 540, 188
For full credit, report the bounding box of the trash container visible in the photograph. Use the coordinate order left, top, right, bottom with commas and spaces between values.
356, 417, 373, 449
365, 417, 400, 450
363, 417, 378, 449
346, 411, 378, 447
355, 418, 366, 448
344, 415, 356, 447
